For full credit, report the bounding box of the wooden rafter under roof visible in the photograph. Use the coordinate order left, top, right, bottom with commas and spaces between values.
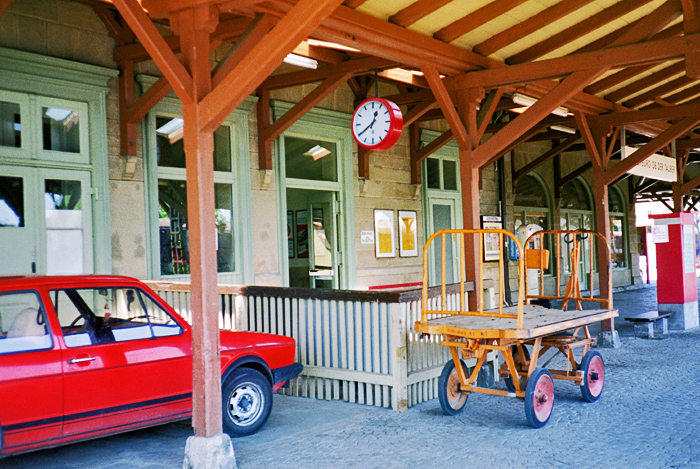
21, 0, 700, 197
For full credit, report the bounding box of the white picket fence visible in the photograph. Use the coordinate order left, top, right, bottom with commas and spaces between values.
143, 281, 496, 411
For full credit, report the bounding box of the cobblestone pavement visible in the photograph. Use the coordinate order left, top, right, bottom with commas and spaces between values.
3, 283, 700, 469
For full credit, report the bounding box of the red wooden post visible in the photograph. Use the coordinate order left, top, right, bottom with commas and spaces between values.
175, 5, 223, 439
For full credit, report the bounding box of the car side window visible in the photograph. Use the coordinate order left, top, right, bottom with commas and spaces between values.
0, 291, 52, 354
53, 287, 182, 347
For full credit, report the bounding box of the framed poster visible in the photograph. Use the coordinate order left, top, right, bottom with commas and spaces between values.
481, 215, 502, 262
374, 209, 395, 258
398, 210, 418, 257
287, 211, 295, 258
296, 210, 309, 258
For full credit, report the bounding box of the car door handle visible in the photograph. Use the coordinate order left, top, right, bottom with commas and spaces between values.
68, 356, 97, 364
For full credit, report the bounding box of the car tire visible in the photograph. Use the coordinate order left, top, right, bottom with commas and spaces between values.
221, 368, 273, 437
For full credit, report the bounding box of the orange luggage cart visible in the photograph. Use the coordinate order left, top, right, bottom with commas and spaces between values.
414, 229, 618, 427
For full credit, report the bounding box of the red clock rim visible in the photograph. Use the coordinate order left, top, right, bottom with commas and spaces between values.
352, 97, 404, 151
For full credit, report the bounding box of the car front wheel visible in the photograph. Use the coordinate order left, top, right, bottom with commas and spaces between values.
222, 368, 273, 437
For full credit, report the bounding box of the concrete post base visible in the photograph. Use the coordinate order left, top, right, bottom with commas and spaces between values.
658, 302, 699, 331
183, 433, 236, 469
596, 330, 621, 348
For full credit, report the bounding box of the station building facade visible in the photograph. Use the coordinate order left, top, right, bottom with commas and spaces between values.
0, 0, 641, 299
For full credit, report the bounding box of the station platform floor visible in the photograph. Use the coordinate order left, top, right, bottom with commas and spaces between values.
3, 281, 699, 469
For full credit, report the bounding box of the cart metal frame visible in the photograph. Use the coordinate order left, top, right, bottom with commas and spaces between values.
415, 228, 618, 427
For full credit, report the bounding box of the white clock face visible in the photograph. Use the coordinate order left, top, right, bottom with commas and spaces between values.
352, 100, 391, 147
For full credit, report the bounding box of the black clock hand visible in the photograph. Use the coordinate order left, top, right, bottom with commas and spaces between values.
357, 111, 378, 137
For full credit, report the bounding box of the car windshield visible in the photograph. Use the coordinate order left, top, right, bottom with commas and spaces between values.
51, 287, 182, 347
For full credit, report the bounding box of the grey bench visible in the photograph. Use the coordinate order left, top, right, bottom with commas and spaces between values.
624, 311, 672, 338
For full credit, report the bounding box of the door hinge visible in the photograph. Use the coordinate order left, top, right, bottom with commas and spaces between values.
90, 187, 100, 200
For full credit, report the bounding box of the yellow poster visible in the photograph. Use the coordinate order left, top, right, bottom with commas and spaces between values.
399, 210, 418, 257
374, 210, 395, 257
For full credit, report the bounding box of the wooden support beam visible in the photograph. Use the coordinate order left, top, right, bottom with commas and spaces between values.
0, 0, 14, 19
409, 122, 421, 184
604, 62, 685, 103
358, 146, 371, 180
476, 88, 504, 142
389, 0, 451, 28
402, 100, 438, 127
682, 0, 700, 77
512, 134, 581, 182
457, 91, 481, 311
444, 33, 700, 91
111, 0, 194, 103
590, 101, 700, 128
257, 87, 272, 171
472, 68, 607, 169
118, 60, 137, 158
261, 56, 395, 90
422, 64, 470, 151
434, 0, 527, 43
93, 4, 132, 46
653, 192, 675, 211
212, 14, 276, 88
592, 166, 614, 330
682, 171, 700, 193
604, 115, 700, 184
473, 0, 595, 57
560, 161, 593, 186
199, 0, 345, 132
173, 4, 222, 440
623, 75, 694, 109
575, 112, 604, 172
413, 129, 454, 167
258, 72, 352, 170
506, 0, 655, 65
123, 76, 173, 124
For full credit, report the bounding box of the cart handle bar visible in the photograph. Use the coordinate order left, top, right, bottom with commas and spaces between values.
421, 229, 525, 330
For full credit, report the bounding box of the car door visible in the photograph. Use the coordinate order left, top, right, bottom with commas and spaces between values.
51, 285, 191, 438
0, 289, 62, 455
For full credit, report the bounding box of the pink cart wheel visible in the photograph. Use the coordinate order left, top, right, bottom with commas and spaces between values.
524, 368, 554, 428
580, 351, 605, 402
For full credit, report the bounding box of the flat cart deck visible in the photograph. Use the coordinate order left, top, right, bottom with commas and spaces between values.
416, 228, 618, 427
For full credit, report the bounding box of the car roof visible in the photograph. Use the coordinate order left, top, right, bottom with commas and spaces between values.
0, 275, 147, 290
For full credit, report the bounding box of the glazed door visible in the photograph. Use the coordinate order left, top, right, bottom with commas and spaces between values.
427, 198, 460, 286
0, 166, 38, 275
308, 192, 339, 289
0, 166, 93, 275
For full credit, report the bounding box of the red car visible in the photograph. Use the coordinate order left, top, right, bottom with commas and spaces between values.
0, 275, 302, 457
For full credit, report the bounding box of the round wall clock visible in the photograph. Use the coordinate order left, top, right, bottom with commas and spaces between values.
351, 97, 403, 151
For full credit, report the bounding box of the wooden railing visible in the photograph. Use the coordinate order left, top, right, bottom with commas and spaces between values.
143, 280, 495, 411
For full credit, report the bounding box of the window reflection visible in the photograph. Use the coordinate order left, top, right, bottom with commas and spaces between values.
0, 101, 21, 148
42, 107, 80, 153
0, 176, 23, 227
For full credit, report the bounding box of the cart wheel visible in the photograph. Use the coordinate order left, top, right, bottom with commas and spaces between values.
438, 359, 470, 415
505, 345, 530, 392
524, 368, 554, 428
580, 350, 605, 402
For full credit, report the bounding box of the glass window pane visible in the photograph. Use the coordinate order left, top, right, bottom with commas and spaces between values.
214, 126, 231, 172
158, 179, 189, 275
560, 179, 591, 210
0, 176, 24, 227
156, 117, 231, 171
426, 158, 440, 189
608, 188, 624, 213
514, 175, 548, 208
432, 203, 454, 284
45, 179, 84, 275
610, 216, 625, 268
442, 160, 457, 190
42, 107, 80, 153
158, 180, 235, 275
215, 183, 234, 272
0, 101, 21, 148
284, 137, 337, 182
0, 291, 51, 354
